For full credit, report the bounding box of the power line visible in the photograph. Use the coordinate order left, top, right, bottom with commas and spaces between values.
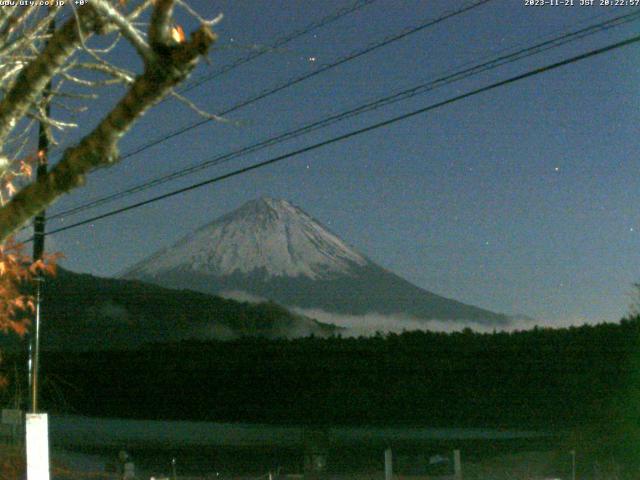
47, 9, 640, 222
47, 0, 379, 157
112, 0, 496, 161
178, 0, 378, 93
45, 0, 495, 219
41, 33, 640, 238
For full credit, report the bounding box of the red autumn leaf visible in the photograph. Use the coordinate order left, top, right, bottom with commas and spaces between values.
10, 320, 28, 337
171, 25, 186, 43
12, 297, 24, 310
19, 160, 32, 177
29, 259, 45, 274
5, 181, 15, 196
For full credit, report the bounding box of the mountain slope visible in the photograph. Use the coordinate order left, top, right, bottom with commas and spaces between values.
124, 197, 510, 325
3, 268, 337, 351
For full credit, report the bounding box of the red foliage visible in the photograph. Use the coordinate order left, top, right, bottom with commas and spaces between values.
171, 24, 186, 43
0, 238, 60, 387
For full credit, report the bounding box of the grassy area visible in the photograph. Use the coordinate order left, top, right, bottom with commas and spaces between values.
460, 451, 561, 479
461, 449, 631, 480
0, 444, 25, 480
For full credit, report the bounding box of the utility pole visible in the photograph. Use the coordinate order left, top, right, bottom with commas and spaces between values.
30, 105, 48, 413
29, 10, 54, 416
30, 81, 49, 414
25, 87, 52, 480
384, 448, 392, 480
453, 450, 462, 480
25, 11, 55, 480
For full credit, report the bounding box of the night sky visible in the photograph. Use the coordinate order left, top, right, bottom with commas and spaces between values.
37, 0, 640, 326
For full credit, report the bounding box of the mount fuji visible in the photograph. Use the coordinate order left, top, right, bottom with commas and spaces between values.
123, 197, 510, 326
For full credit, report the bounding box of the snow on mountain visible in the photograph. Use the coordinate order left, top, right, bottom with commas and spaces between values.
124, 197, 511, 326
125, 197, 368, 280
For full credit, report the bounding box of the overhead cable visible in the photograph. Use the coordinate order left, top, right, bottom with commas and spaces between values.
48, 9, 640, 221
40, 33, 640, 238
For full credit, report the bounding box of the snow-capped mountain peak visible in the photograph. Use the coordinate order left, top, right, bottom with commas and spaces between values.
124, 197, 511, 325
124, 197, 368, 280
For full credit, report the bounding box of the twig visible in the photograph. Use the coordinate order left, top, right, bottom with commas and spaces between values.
91, 0, 155, 63
175, 0, 223, 27
170, 90, 233, 124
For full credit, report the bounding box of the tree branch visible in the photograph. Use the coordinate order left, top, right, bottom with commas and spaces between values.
0, 24, 217, 243
149, 0, 175, 47
0, 5, 102, 146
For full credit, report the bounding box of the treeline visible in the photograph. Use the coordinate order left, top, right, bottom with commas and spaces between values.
17, 317, 637, 432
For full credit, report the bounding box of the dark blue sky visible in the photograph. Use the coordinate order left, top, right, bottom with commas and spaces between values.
42, 0, 640, 325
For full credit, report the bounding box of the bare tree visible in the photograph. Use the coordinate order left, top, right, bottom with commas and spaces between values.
0, 0, 219, 243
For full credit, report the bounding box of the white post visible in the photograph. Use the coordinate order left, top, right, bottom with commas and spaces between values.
453, 449, 462, 480
26, 413, 50, 480
384, 448, 393, 480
